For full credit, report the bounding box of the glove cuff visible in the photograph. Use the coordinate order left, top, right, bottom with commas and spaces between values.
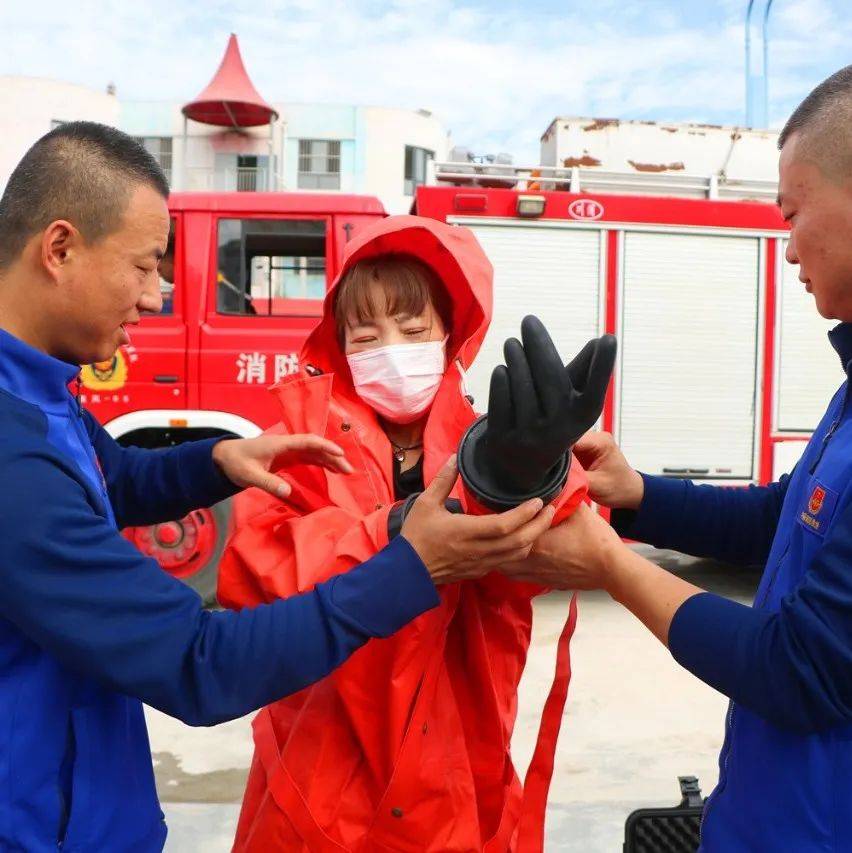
387, 493, 420, 540
387, 493, 463, 539
457, 415, 570, 512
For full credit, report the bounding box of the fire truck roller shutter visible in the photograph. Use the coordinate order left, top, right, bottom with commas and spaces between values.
619, 232, 760, 481
452, 221, 603, 409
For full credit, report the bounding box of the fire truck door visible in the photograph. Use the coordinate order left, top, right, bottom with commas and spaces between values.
198, 216, 328, 429
619, 231, 759, 481
450, 220, 604, 410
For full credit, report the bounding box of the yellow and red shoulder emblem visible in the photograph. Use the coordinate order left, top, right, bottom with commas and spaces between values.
81, 348, 129, 392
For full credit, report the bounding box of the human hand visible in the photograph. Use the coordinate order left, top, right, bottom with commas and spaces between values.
498, 502, 625, 591
212, 434, 354, 499
501, 503, 703, 647
401, 457, 556, 584
573, 431, 644, 510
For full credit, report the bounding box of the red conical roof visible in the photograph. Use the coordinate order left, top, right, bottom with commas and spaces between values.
182, 34, 278, 128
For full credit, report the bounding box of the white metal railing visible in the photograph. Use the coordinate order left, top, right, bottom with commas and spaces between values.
236, 167, 268, 192
429, 161, 778, 202
181, 166, 275, 192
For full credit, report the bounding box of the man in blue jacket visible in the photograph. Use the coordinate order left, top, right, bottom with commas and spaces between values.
0, 122, 553, 851
507, 66, 852, 851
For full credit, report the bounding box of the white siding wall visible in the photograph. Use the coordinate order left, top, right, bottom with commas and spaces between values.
0, 77, 119, 194
361, 107, 449, 214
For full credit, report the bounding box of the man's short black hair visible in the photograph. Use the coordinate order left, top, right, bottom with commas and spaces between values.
0, 121, 169, 269
779, 65, 852, 180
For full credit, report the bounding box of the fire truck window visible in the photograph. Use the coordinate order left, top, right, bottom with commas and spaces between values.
217, 218, 326, 316
158, 219, 176, 315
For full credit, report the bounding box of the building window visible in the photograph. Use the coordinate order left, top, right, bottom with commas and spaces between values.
298, 140, 341, 190
135, 136, 173, 184
404, 146, 433, 196
217, 218, 327, 317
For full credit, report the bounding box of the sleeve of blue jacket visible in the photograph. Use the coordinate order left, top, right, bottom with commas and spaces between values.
82, 410, 239, 529
0, 446, 440, 727
611, 472, 792, 567
668, 496, 852, 733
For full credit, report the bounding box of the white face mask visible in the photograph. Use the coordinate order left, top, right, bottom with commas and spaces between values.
346, 338, 447, 424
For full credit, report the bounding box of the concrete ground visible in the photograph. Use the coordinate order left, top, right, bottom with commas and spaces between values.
150, 546, 758, 851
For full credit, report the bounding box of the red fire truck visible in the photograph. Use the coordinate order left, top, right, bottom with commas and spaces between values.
84, 173, 842, 601
416, 165, 841, 492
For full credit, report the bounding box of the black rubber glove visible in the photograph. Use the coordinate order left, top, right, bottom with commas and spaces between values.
458, 315, 617, 510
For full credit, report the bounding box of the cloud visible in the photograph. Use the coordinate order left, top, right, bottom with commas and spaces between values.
1, 0, 850, 164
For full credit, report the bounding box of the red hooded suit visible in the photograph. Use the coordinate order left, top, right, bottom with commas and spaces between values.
218, 216, 586, 852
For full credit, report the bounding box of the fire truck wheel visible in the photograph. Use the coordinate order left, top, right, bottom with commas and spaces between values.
124, 499, 231, 607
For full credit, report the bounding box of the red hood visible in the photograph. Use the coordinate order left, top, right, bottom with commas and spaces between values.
300, 215, 492, 393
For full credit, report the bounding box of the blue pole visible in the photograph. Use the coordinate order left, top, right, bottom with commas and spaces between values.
745, 0, 756, 126
762, 0, 775, 127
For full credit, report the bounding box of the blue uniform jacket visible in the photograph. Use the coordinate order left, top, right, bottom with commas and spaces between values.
614, 322, 852, 851
0, 329, 438, 851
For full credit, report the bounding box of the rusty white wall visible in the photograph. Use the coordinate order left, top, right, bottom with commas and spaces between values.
540, 117, 780, 182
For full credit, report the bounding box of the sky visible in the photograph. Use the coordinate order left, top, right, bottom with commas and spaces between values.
1, 0, 850, 164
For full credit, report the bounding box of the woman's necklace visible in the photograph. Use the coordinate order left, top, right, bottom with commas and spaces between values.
390, 440, 423, 464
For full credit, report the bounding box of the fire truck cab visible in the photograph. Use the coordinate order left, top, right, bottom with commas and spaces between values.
81, 191, 386, 601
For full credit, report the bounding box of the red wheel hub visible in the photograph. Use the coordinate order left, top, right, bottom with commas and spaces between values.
155, 522, 182, 547
125, 509, 218, 580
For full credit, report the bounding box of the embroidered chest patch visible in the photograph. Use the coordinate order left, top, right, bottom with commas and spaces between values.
798, 479, 840, 537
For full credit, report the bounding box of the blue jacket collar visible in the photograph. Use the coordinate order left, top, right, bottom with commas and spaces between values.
829, 323, 852, 375
0, 328, 79, 413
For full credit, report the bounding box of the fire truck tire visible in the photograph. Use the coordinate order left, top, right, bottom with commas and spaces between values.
185, 498, 231, 607
125, 498, 232, 608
